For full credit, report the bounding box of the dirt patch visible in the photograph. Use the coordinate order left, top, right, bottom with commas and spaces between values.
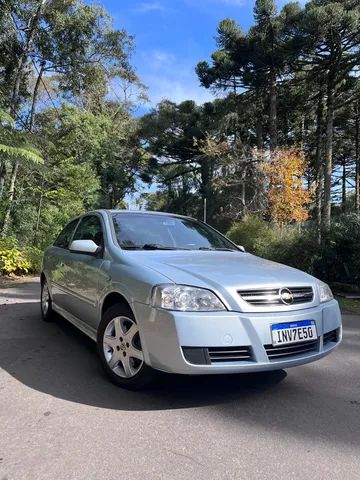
0, 275, 38, 289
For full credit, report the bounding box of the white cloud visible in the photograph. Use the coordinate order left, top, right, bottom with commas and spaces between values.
138, 49, 216, 106
132, 2, 167, 14
145, 75, 215, 105
151, 50, 176, 67
215, 0, 246, 5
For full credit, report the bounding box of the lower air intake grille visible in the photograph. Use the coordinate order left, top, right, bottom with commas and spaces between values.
208, 346, 252, 363
265, 339, 319, 360
182, 346, 253, 365
323, 329, 338, 344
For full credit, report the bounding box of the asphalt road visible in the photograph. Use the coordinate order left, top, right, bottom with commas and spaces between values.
0, 279, 359, 480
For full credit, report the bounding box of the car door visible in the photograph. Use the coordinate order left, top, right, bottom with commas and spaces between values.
64, 214, 109, 328
49, 218, 80, 310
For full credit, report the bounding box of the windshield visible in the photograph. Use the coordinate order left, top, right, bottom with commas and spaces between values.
112, 213, 238, 251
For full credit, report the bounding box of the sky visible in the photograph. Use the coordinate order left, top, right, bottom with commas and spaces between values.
99, 0, 307, 110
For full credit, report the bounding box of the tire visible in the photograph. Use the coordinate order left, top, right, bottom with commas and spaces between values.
40, 278, 56, 322
97, 303, 156, 389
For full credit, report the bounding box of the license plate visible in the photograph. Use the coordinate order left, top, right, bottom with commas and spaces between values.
271, 320, 317, 346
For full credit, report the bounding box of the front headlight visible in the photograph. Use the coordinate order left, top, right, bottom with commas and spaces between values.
152, 284, 226, 312
317, 280, 334, 303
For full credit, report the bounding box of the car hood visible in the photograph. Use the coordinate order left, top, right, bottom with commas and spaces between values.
126, 250, 315, 289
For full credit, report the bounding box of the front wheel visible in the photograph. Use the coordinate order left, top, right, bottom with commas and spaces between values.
40, 278, 55, 322
97, 303, 156, 389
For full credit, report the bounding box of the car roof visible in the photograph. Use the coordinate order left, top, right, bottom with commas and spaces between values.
98, 209, 192, 220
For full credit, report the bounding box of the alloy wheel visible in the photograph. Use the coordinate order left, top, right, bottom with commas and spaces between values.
41, 284, 50, 316
103, 316, 144, 378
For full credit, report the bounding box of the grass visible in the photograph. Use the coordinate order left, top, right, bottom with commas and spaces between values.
336, 296, 360, 315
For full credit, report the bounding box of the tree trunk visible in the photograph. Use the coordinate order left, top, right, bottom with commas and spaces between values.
355, 100, 360, 213
269, 67, 277, 152
256, 87, 264, 150
322, 77, 335, 233
29, 63, 45, 132
1, 160, 19, 234
10, 0, 48, 115
0, 160, 6, 199
33, 173, 45, 245
342, 158, 346, 210
240, 166, 247, 215
315, 90, 324, 243
300, 115, 305, 151
200, 157, 214, 222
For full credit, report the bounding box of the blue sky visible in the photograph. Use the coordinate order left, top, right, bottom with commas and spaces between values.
99, 0, 306, 109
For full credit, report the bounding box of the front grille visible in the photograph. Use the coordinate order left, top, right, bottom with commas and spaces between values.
182, 346, 253, 365
323, 329, 338, 344
238, 287, 314, 306
265, 339, 319, 360
208, 346, 252, 363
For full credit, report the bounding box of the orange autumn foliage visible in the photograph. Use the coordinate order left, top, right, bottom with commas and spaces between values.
261, 149, 314, 225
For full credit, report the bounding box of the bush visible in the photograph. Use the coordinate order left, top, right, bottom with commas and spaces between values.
24, 246, 43, 274
0, 237, 42, 276
227, 216, 279, 253
263, 229, 320, 276
227, 214, 360, 287
314, 214, 360, 286
0, 246, 31, 275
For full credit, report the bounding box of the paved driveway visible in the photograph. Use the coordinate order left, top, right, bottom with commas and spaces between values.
0, 279, 359, 480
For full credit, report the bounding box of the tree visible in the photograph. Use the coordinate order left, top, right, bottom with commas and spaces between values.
299, 0, 360, 231
0, 105, 43, 233
196, 1, 302, 151
0, 0, 140, 234
261, 149, 314, 225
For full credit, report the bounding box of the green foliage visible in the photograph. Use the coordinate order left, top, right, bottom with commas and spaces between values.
0, 248, 31, 275
261, 228, 320, 276
24, 246, 43, 274
228, 217, 321, 277
0, 108, 43, 163
315, 215, 360, 285
0, 237, 31, 275
227, 216, 277, 253
0, 237, 42, 275
0, 143, 43, 163
227, 214, 360, 286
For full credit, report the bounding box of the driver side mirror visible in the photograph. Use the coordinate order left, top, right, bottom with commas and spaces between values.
69, 239, 100, 255
237, 245, 246, 252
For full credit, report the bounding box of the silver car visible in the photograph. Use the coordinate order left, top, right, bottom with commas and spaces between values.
41, 210, 342, 389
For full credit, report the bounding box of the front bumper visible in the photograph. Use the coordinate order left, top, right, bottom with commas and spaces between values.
133, 300, 342, 375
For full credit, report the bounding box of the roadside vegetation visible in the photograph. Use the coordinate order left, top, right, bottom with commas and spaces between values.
0, 0, 359, 294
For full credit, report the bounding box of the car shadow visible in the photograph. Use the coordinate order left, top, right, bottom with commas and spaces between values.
0, 300, 287, 411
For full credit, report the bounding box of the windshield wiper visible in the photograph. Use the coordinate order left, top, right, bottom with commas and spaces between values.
198, 247, 236, 251
142, 244, 179, 250
121, 244, 179, 250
